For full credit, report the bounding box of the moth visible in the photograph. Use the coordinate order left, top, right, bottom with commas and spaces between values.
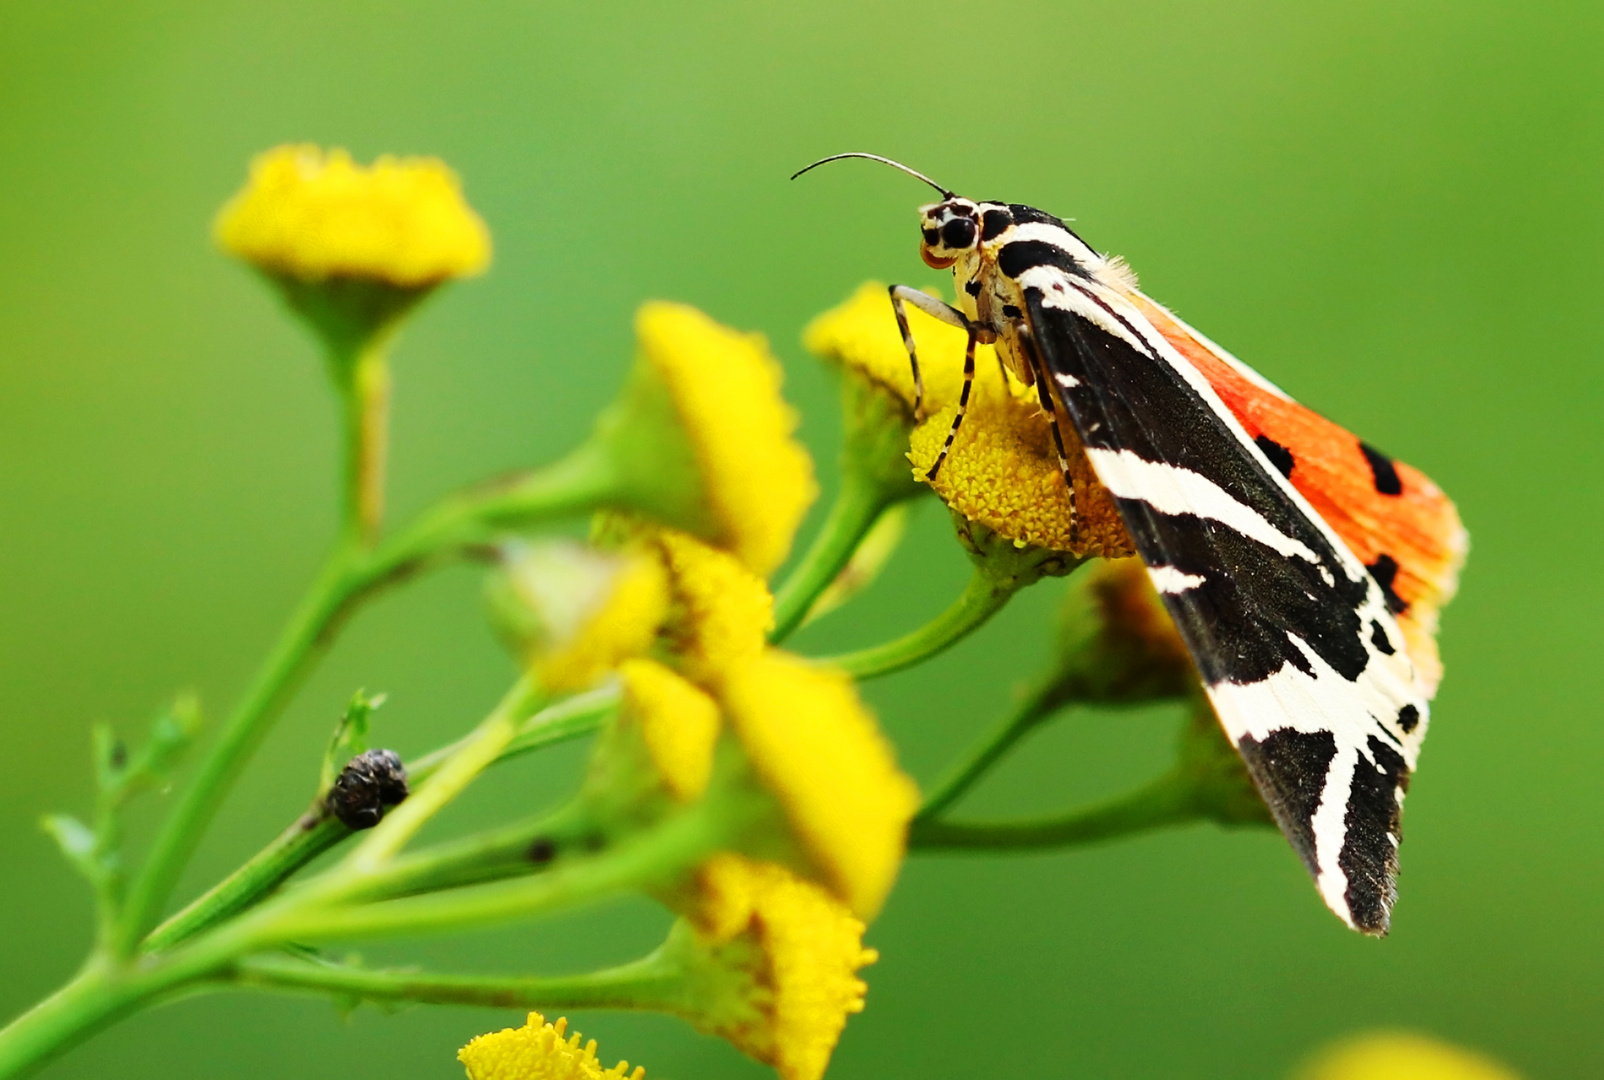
796, 153, 1466, 935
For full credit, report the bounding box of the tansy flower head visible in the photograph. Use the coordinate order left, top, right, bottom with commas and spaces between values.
1295, 1032, 1524, 1080
216, 145, 490, 288
607, 657, 721, 804
665, 855, 876, 1080
719, 651, 920, 919
803, 281, 979, 414
909, 382, 1132, 557
458, 1013, 643, 1080
591, 304, 817, 577
489, 541, 669, 694
649, 527, 774, 686
1045, 557, 1196, 705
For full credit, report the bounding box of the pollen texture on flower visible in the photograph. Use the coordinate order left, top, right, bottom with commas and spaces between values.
458, 1013, 644, 1080
617, 658, 720, 802
719, 651, 919, 919
647, 528, 774, 686
688, 854, 876, 1080
215, 144, 491, 287
635, 302, 817, 576
909, 378, 1134, 557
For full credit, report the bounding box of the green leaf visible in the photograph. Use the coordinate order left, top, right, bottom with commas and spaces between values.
320, 690, 387, 794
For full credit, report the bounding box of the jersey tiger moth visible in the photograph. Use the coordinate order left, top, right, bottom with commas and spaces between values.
796, 153, 1467, 935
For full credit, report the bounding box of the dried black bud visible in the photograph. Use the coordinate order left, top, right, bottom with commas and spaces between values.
328, 748, 409, 830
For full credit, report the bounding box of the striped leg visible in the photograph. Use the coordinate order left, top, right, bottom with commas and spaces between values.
925, 325, 978, 480
889, 284, 974, 421
1017, 322, 1080, 546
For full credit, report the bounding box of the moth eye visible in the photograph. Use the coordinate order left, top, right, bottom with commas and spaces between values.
941, 217, 977, 249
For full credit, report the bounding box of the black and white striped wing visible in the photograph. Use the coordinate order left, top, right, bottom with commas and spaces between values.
1021, 270, 1429, 934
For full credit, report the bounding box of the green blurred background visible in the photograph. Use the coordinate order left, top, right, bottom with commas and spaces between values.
1, 2, 1600, 1077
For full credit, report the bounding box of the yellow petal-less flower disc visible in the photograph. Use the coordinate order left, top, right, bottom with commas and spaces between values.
616, 658, 721, 802
635, 303, 818, 577
648, 528, 774, 686
459, 1013, 643, 1080
908, 378, 1134, 558
688, 854, 877, 1080
1296, 1032, 1524, 1080
215, 144, 491, 287
803, 280, 987, 414
718, 651, 920, 919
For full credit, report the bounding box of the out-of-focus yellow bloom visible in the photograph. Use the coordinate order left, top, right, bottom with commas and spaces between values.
909, 384, 1132, 557
494, 542, 670, 694
630, 303, 818, 576
677, 854, 876, 1080
803, 280, 994, 414
458, 1013, 643, 1080
647, 527, 774, 686
215, 145, 490, 287
719, 652, 919, 919
616, 658, 720, 802
1295, 1032, 1524, 1080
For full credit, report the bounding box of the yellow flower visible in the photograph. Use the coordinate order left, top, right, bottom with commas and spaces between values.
215, 144, 490, 287
909, 383, 1132, 557
803, 280, 985, 414
1295, 1032, 1523, 1080
616, 658, 720, 802
673, 854, 876, 1080
493, 541, 670, 694
648, 527, 774, 685
634, 303, 818, 576
719, 651, 920, 919
458, 1013, 643, 1080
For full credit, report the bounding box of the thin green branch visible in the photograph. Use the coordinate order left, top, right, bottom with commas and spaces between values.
770, 473, 889, 642
818, 563, 1017, 679
916, 681, 1060, 820
907, 768, 1201, 852
230, 950, 680, 1013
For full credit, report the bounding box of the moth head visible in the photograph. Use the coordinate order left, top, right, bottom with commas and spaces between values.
918, 198, 981, 269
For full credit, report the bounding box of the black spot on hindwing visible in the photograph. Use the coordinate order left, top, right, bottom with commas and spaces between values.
1254, 434, 1296, 478
1339, 736, 1408, 933
1359, 441, 1403, 495
1366, 554, 1408, 614
1237, 729, 1337, 875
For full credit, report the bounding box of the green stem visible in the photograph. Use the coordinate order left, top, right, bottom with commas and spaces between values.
916, 681, 1060, 820
144, 688, 618, 954
340, 340, 391, 547
242, 806, 723, 947
770, 473, 889, 642
114, 549, 363, 955
819, 564, 1018, 680
907, 768, 1201, 851
230, 949, 682, 1012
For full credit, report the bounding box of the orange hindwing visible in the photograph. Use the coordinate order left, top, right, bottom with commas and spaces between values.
1132, 295, 1467, 696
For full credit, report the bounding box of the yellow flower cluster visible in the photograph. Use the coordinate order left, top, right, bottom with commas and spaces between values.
458, 1013, 642, 1080
635, 303, 818, 577
806, 282, 1134, 558
688, 854, 877, 1080
215, 144, 491, 287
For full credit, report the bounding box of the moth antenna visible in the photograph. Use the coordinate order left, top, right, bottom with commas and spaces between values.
790, 152, 954, 198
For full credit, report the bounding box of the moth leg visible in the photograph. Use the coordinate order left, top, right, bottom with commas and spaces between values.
1017, 321, 1080, 547
925, 323, 979, 481
889, 284, 981, 420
